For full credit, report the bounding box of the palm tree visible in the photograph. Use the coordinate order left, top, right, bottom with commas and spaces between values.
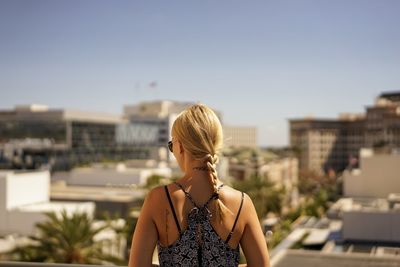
11, 210, 125, 265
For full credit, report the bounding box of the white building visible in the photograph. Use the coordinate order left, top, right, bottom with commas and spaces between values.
120, 100, 194, 149
270, 214, 400, 266
343, 148, 400, 198
271, 249, 400, 267
0, 170, 128, 259
340, 198, 400, 243
271, 147, 400, 265
327, 148, 400, 243
121, 100, 258, 157
0, 170, 95, 236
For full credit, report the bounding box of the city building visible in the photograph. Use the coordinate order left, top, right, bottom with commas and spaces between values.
222, 125, 257, 148
271, 214, 400, 266
328, 148, 400, 243
122, 100, 258, 162
0, 170, 95, 236
0, 101, 259, 171
50, 181, 146, 219
121, 100, 194, 148
50, 161, 168, 217
329, 197, 400, 243
289, 91, 400, 174
343, 148, 400, 198
0, 104, 150, 171
61, 161, 171, 187
271, 249, 400, 267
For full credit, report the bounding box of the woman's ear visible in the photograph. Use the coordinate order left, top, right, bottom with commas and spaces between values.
178, 142, 184, 154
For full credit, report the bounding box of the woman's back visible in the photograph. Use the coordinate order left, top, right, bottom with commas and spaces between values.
128, 103, 269, 267
154, 181, 245, 266
129, 179, 269, 267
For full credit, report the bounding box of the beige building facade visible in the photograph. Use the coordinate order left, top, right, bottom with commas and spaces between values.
222, 125, 257, 148
290, 91, 400, 174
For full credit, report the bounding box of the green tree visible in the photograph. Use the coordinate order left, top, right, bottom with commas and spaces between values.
267, 219, 292, 249
10, 210, 124, 265
233, 174, 284, 219
297, 169, 341, 217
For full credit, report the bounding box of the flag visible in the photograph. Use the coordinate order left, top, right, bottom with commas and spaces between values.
148, 81, 158, 89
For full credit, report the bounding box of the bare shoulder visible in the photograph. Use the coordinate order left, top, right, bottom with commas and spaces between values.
219, 184, 242, 199
146, 185, 165, 203
141, 186, 167, 221
221, 184, 250, 203
222, 186, 254, 217
220, 185, 248, 210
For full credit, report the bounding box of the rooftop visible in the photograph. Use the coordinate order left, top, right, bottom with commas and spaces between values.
50, 182, 145, 203
380, 91, 400, 99
272, 249, 400, 267
0, 104, 125, 124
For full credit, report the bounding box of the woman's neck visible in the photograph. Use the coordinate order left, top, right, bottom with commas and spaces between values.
178, 172, 214, 191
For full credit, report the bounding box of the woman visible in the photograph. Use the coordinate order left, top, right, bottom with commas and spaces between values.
129, 103, 270, 267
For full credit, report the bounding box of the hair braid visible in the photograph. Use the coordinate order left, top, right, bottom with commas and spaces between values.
204, 154, 233, 223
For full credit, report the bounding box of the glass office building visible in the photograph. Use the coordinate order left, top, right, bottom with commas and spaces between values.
0, 105, 150, 171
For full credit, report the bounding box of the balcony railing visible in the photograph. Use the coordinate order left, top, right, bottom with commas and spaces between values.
0, 262, 159, 267
0, 263, 102, 267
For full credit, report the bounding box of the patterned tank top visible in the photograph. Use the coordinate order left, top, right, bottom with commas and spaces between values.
157, 182, 244, 267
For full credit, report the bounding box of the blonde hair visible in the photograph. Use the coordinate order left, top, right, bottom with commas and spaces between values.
172, 103, 233, 223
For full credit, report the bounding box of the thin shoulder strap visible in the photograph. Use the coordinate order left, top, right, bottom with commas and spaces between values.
225, 191, 244, 244
174, 182, 224, 208
174, 182, 198, 208
164, 185, 182, 235
202, 184, 225, 208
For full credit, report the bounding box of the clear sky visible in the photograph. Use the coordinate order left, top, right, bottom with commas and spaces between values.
1, 0, 399, 147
